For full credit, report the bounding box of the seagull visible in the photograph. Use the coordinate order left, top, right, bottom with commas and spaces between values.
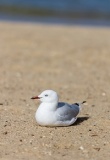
31, 90, 86, 127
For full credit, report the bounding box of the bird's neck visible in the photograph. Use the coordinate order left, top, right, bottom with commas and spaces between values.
40, 101, 58, 111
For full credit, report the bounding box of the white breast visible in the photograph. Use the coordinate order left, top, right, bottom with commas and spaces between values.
35, 104, 57, 126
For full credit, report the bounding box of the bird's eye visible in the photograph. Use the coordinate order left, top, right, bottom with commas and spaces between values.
45, 94, 48, 97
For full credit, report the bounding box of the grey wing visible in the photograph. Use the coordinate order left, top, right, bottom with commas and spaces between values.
56, 102, 80, 121
71, 103, 80, 116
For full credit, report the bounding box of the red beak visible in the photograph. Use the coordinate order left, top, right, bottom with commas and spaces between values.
31, 96, 40, 100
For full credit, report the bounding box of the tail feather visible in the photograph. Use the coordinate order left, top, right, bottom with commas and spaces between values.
79, 101, 86, 111
73, 101, 86, 111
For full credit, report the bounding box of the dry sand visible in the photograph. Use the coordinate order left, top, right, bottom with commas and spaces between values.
0, 21, 110, 160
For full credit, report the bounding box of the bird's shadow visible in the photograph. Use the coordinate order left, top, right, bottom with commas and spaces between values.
73, 116, 90, 126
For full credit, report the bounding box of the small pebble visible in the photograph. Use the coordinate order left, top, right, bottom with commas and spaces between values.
3, 131, 8, 135
102, 92, 106, 96
20, 139, 22, 142
94, 148, 100, 151
79, 146, 84, 150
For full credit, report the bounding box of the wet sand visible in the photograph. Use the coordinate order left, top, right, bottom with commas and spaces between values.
0, 21, 110, 160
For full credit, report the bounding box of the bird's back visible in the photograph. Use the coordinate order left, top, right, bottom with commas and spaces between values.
56, 102, 80, 121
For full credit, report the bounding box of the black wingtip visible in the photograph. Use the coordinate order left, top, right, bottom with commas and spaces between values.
74, 103, 79, 106
73, 101, 86, 106
82, 101, 86, 104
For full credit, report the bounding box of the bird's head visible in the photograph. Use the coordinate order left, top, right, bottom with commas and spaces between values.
31, 90, 59, 103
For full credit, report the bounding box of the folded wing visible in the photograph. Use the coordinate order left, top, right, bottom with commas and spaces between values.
56, 102, 80, 121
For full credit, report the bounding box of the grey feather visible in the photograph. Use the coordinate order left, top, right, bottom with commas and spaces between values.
56, 102, 80, 121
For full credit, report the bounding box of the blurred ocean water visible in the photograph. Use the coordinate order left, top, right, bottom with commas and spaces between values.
0, 0, 110, 25
0, 0, 110, 16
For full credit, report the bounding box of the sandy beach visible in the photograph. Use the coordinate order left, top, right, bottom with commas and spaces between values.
0, 21, 110, 160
